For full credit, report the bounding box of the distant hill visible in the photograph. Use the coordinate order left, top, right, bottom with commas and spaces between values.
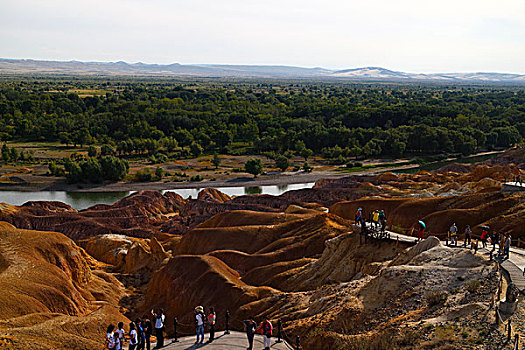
1, 58, 524, 84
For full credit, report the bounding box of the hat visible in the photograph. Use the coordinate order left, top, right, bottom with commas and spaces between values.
195, 306, 204, 312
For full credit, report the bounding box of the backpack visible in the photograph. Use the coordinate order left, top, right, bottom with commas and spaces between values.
208, 313, 216, 326
263, 321, 273, 337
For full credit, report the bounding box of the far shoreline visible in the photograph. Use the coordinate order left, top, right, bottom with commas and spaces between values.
0, 150, 503, 193
0, 164, 419, 193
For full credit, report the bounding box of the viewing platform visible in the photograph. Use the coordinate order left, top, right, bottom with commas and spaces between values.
502, 182, 525, 192
157, 331, 292, 350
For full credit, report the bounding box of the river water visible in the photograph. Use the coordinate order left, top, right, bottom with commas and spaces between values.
0, 183, 315, 210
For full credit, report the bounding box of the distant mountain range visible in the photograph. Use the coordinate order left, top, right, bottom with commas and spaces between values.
1, 58, 524, 84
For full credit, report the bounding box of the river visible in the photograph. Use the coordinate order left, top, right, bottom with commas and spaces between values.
0, 182, 315, 210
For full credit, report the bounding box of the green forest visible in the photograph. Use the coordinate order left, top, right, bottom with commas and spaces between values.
0, 79, 524, 165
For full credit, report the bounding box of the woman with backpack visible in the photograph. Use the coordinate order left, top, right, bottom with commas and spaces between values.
256, 318, 273, 350
207, 307, 216, 343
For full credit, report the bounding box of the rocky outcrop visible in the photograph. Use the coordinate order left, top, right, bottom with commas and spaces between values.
81, 234, 170, 275
0, 222, 127, 349
141, 255, 277, 335
0, 191, 185, 241
197, 187, 232, 203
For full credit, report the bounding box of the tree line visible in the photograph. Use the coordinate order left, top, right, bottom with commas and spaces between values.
0, 80, 523, 163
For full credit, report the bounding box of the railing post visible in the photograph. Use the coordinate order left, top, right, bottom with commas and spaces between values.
514, 334, 519, 350
507, 320, 512, 342
276, 319, 282, 343
173, 317, 179, 342
224, 310, 230, 334
295, 335, 302, 350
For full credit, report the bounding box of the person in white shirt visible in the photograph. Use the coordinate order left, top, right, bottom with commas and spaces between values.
115, 322, 125, 350
129, 322, 138, 350
106, 325, 117, 350
194, 306, 205, 344
151, 309, 165, 348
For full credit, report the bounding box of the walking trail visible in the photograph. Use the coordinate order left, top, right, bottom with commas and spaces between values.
155, 331, 291, 350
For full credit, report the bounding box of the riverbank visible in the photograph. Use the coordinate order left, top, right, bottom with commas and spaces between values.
0, 168, 360, 192
0, 150, 504, 193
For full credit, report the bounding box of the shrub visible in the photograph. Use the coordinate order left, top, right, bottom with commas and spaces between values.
425, 290, 448, 307
154, 166, 164, 180
465, 280, 482, 293
245, 158, 263, 177
190, 174, 203, 182
390, 225, 406, 235
303, 161, 313, 173
275, 155, 289, 172
135, 168, 153, 182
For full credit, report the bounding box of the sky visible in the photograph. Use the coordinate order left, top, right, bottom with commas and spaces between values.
1, 0, 524, 73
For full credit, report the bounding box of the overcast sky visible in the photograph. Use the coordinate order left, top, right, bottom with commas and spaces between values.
1, 0, 524, 73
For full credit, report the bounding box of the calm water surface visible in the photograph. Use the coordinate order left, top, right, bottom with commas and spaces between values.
0, 183, 315, 210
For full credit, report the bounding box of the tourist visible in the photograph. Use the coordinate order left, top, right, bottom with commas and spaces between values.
129, 322, 138, 350
256, 318, 273, 350
135, 319, 145, 350
106, 325, 117, 350
417, 222, 425, 241
499, 234, 506, 258
115, 322, 125, 350
480, 229, 488, 248
360, 216, 368, 243
472, 240, 479, 254
504, 234, 512, 259
243, 317, 257, 350
490, 231, 497, 253
195, 306, 205, 344
449, 223, 458, 246
208, 307, 216, 343
151, 309, 165, 349
372, 210, 380, 229
355, 207, 362, 222
379, 210, 387, 233
464, 225, 472, 248
142, 315, 152, 350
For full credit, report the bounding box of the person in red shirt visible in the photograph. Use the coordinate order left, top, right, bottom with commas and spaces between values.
207, 307, 216, 343
256, 319, 273, 350
481, 230, 488, 248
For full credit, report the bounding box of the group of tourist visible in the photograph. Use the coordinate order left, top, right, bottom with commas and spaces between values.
442, 222, 512, 259
105, 306, 277, 350
193, 305, 274, 350
355, 207, 387, 234
105, 315, 153, 350
355, 207, 515, 262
